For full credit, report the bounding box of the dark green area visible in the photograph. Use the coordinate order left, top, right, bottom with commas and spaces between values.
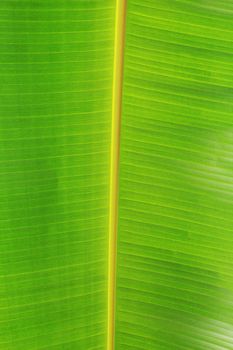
0, 1, 115, 348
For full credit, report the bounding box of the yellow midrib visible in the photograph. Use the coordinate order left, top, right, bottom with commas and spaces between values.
107, 1, 127, 350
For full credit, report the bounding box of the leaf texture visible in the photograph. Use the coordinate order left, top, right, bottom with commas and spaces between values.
1, 1, 233, 349
0, 1, 115, 349
115, 1, 233, 349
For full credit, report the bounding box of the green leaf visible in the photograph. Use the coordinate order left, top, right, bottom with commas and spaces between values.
115, 1, 233, 349
0, 1, 115, 349
1, 1, 233, 350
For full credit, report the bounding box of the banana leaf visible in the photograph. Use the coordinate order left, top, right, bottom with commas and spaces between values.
0, 0, 233, 349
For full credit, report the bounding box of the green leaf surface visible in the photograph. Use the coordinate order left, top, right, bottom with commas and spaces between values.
1, 1, 233, 349
115, 1, 233, 349
0, 1, 115, 349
